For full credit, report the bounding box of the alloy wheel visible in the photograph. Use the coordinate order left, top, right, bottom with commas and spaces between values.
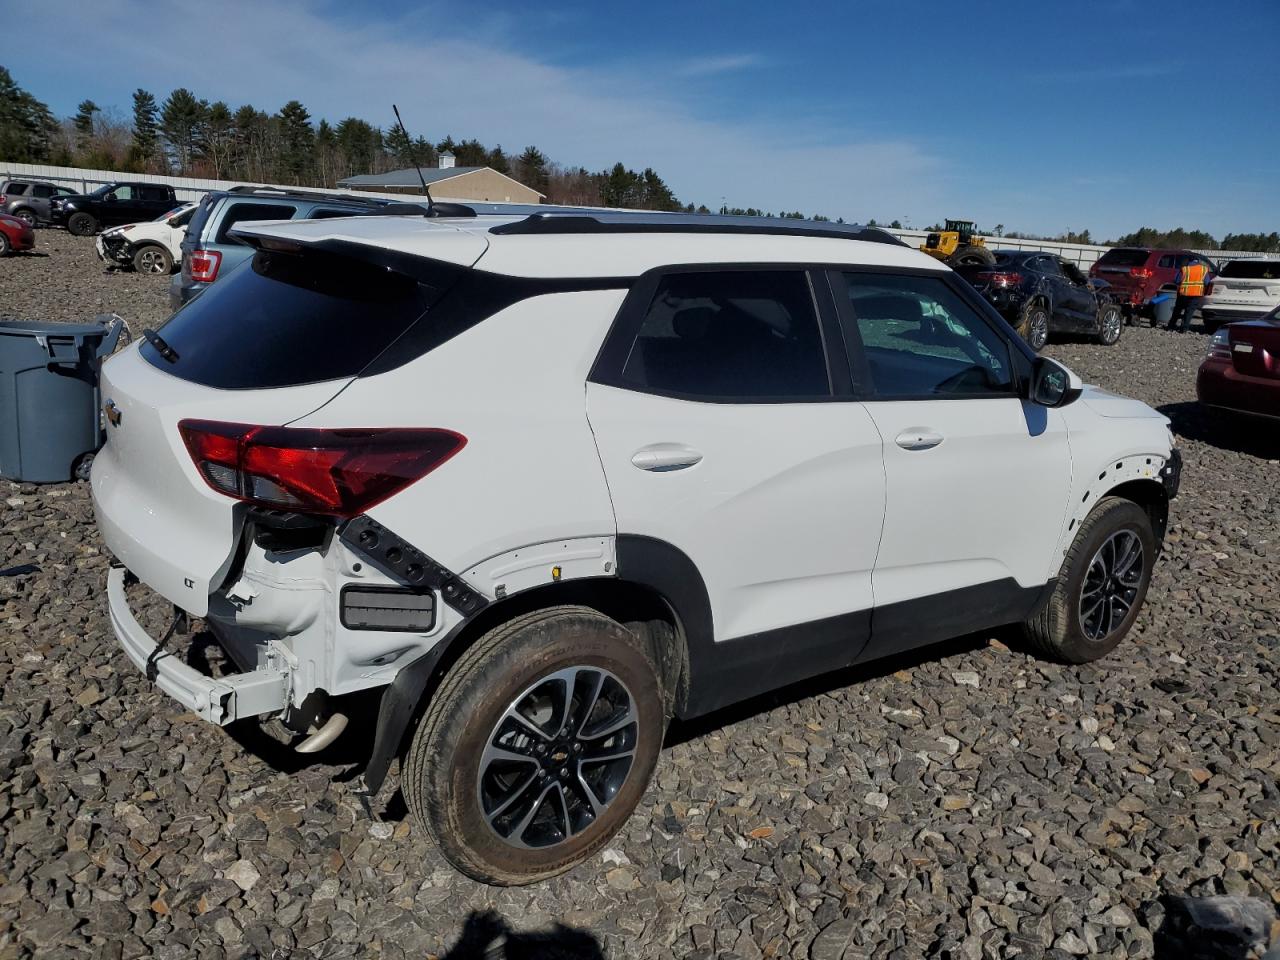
16, 211, 36, 227
1079, 530, 1144, 641
477, 666, 638, 849
139, 249, 166, 274
1101, 307, 1122, 344
1028, 309, 1050, 351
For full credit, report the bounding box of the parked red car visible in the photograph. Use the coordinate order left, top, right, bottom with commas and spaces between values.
0, 212, 35, 256
1196, 312, 1280, 420
1089, 247, 1216, 322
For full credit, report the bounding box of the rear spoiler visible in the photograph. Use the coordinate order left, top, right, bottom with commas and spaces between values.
227, 232, 470, 289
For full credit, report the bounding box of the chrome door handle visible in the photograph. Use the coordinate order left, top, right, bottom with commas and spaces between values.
631, 444, 703, 472
895, 429, 943, 451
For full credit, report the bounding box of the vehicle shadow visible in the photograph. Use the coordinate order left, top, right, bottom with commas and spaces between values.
1149, 893, 1280, 959
1158, 401, 1280, 460
664, 629, 1001, 748
440, 910, 605, 960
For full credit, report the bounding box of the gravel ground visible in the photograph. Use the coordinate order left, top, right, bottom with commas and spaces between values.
1, 232, 1277, 959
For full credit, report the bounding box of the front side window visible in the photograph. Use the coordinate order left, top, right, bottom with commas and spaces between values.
32, 185, 54, 199
840, 273, 1015, 399
107, 185, 134, 201
618, 270, 829, 400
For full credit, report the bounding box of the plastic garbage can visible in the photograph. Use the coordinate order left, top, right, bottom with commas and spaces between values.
1151, 285, 1177, 329
0, 315, 125, 483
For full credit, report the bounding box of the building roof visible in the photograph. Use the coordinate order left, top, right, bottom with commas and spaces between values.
337, 166, 486, 187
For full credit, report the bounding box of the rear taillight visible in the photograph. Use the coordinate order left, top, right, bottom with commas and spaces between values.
178, 420, 466, 518
974, 271, 1022, 287
188, 249, 222, 283
1129, 268, 1153, 280
1206, 329, 1231, 361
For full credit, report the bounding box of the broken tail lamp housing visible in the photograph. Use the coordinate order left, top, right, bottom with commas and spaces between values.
178, 420, 466, 519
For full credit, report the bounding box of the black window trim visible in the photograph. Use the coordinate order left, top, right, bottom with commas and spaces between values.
589, 262, 857, 405
826, 266, 1034, 403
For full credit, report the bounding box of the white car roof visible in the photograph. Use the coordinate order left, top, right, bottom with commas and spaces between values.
233, 213, 949, 279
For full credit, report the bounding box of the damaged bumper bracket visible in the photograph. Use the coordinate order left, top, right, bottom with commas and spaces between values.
106, 566, 289, 725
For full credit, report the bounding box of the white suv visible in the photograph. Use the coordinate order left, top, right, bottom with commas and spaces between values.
92, 211, 1181, 884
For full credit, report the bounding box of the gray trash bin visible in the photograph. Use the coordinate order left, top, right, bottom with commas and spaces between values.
0, 315, 124, 483
1151, 285, 1177, 328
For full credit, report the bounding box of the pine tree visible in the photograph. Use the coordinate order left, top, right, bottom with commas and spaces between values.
73, 100, 99, 153
160, 88, 209, 173
487, 145, 509, 175
128, 89, 160, 171
0, 67, 57, 161
201, 101, 234, 178
517, 146, 549, 193
276, 100, 314, 184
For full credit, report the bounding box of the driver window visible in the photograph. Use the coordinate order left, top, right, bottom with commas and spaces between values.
107, 186, 134, 201
840, 273, 1014, 399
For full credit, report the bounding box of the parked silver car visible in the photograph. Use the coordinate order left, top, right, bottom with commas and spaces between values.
0, 179, 77, 226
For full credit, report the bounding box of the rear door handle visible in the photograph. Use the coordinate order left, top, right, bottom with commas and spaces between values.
895, 429, 943, 451
631, 444, 703, 472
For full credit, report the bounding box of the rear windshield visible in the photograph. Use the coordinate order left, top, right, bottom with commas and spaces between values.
1218, 260, 1280, 279
142, 249, 452, 389
1096, 248, 1151, 267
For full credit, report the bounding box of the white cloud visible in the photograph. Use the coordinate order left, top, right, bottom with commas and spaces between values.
24, 0, 946, 222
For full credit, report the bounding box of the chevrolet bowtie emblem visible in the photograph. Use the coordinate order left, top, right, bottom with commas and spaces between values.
104, 400, 122, 427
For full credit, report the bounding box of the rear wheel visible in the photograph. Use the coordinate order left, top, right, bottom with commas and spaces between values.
13, 208, 37, 227
1020, 301, 1051, 352
132, 244, 173, 274
1097, 304, 1123, 345
950, 245, 996, 268
1022, 497, 1156, 663
403, 606, 666, 885
68, 212, 98, 236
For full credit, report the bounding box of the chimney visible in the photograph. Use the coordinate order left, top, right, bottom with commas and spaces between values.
438, 151, 455, 170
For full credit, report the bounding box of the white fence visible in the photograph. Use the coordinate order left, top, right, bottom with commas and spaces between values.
0, 160, 447, 206
884, 228, 1263, 270
2, 160, 1269, 266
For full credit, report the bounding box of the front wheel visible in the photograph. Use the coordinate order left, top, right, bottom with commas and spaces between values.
132, 244, 173, 274
1022, 497, 1156, 663
402, 606, 666, 885
67, 212, 98, 236
0, 233, 10, 257
1097, 304, 1123, 345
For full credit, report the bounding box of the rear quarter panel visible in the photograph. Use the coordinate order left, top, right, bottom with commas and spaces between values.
290, 289, 627, 576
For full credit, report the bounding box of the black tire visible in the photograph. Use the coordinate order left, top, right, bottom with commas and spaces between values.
68, 212, 98, 236
13, 208, 37, 227
402, 606, 666, 885
0, 233, 9, 257
132, 244, 173, 274
950, 244, 996, 268
1022, 497, 1156, 663
1097, 303, 1123, 345
1019, 300, 1051, 352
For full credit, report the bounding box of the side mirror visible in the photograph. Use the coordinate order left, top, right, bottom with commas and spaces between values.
1029, 356, 1083, 407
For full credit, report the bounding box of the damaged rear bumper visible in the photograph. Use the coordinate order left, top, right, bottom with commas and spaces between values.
106, 566, 290, 724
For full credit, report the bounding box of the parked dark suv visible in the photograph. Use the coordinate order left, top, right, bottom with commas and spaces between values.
958, 251, 1123, 351
50, 181, 179, 236
1088, 247, 1216, 323
0, 179, 77, 226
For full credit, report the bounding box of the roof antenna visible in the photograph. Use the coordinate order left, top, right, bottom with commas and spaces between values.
392, 103, 434, 216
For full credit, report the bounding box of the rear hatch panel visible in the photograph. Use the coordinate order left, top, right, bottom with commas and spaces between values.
1229, 321, 1280, 380
92, 344, 349, 615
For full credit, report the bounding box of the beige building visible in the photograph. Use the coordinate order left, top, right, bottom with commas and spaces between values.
337, 156, 543, 204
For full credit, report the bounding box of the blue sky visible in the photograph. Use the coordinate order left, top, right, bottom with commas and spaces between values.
8, 0, 1278, 239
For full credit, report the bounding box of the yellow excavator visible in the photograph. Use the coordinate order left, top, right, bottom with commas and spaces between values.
920, 219, 996, 267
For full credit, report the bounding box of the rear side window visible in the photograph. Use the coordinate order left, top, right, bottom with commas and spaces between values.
1098, 249, 1151, 268
1037, 257, 1063, 276
3, 182, 28, 196
618, 270, 829, 400
1158, 255, 1176, 268
139, 185, 170, 202
214, 202, 297, 243
840, 273, 1014, 399
1219, 260, 1280, 279
143, 250, 449, 389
